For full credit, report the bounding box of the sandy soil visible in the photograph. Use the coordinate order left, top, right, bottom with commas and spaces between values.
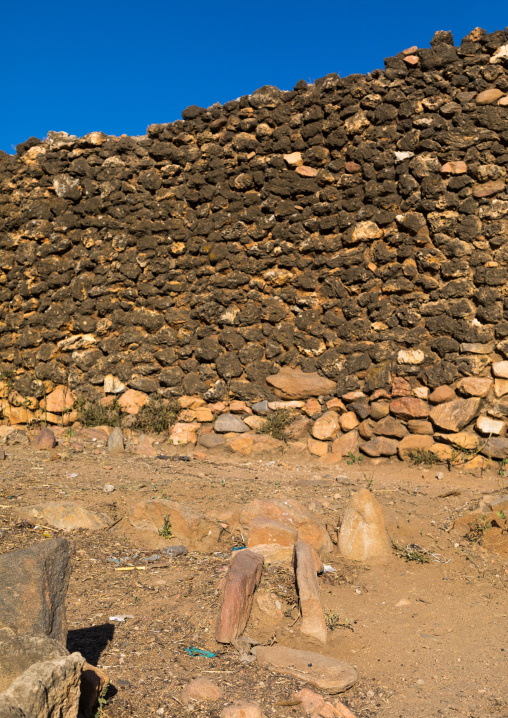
0, 431, 507, 718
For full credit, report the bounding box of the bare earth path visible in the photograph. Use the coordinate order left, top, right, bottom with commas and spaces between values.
0, 435, 507, 718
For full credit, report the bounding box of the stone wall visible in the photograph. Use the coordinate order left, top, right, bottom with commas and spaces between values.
2, 27, 508, 461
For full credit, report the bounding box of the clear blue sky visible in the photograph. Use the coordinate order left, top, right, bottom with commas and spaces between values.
1, 1, 507, 154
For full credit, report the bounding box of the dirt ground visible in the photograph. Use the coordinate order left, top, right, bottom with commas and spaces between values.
0, 429, 507, 718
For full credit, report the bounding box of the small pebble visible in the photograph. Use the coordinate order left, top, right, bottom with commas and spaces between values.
103, 484, 115, 493
436, 472, 444, 480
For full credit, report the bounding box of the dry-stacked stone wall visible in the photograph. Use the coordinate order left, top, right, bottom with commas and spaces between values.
2, 27, 508, 463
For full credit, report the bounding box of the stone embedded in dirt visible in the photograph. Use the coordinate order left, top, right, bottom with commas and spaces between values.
246, 516, 298, 563
118, 389, 148, 414
198, 432, 226, 448
0, 651, 85, 718
181, 677, 224, 705
266, 367, 335, 400
0, 448, 5, 460
15, 502, 111, 531
429, 397, 481, 432
312, 411, 340, 441
397, 434, 434, 461
339, 489, 392, 562
107, 426, 124, 454
220, 700, 268, 718
170, 421, 200, 445
31, 427, 57, 450
136, 434, 158, 457
0, 538, 70, 644
308, 436, 329, 456
250, 434, 284, 455
5, 429, 29, 446
372, 416, 408, 439
476, 88, 504, 105
128, 499, 222, 551
42, 385, 75, 414
238, 499, 333, 556
476, 416, 505, 435
215, 549, 264, 644
255, 591, 283, 620
254, 645, 357, 694
227, 434, 254, 455
294, 540, 327, 644
430, 443, 454, 461
331, 430, 359, 457
429, 385, 456, 404
360, 436, 398, 457
339, 411, 359, 432
493, 361, 508, 378
407, 419, 434, 435
389, 396, 429, 419
214, 413, 250, 433
292, 688, 357, 718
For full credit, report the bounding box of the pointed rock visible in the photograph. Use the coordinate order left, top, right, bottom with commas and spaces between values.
215, 549, 264, 643
294, 541, 327, 644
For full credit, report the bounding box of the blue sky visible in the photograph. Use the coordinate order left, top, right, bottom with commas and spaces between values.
1, 1, 507, 154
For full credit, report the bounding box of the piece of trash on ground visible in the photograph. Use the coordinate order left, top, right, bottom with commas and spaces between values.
323, 564, 336, 573
116, 566, 147, 571
109, 614, 135, 622
184, 647, 216, 658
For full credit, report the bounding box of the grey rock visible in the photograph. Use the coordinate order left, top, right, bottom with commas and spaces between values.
107, 427, 124, 454
214, 413, 250, 434
252, 401, 269, 415
0, 538, 70, 644
198, 433, 226, 449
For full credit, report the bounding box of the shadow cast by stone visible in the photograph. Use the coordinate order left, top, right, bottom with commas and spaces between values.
67, 623, 115, 667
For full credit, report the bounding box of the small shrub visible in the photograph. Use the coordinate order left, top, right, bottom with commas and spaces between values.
325, 610, 354, 631
408, 449, 439, 467
346, 451, 363, 465
257, 409, 296, 442
393, 541, 431, 563
77, 399, 121, 427
465, 515, 491, 543
158, 515, 172, 539
133, 396, 180, 434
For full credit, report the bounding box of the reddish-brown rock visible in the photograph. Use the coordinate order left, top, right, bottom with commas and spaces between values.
215, 549, 264, 643
331, 430, 359, 457
429, 385, 456, 404
15, 502, 110, 531
390, 377, 411, 397
308, 436, 329, 456
42, 386, 75, 414
476, 88, 504, 105
472, 179, 505, 198
339, 411, 359, 432
407, 419, 434, 435
429, 397, 481, 432
266, 367, 335, 400
220, 701, 267, 718
31, 427, 57, 450
247, 516, 298, 563
118, 389, 148, 415
389, 396, 429, 420
440, 161, 467, 174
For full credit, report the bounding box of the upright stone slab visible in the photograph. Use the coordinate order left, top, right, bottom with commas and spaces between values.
0, 538, 70, 644
294, 541, 327, 644
215, 549, 263, 643
339, 489, 392, 562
